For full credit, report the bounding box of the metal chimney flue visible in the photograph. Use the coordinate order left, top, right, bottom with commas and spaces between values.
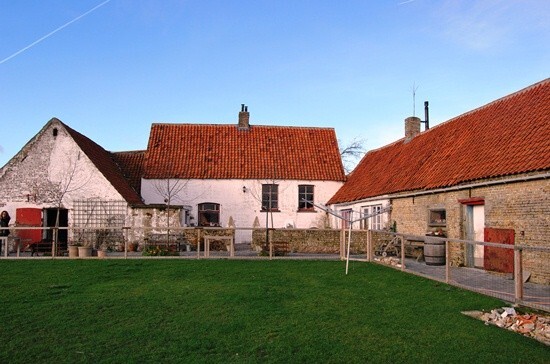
422, 101, 430, 130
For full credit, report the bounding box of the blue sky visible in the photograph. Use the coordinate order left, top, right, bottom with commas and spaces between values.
1, 0, 548, 168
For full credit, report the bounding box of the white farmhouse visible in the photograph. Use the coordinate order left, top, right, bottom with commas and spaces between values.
0, 106, 346, 248
141, 106, 346, 236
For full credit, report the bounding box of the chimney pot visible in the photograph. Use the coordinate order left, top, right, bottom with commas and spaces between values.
405, 116, 421, 142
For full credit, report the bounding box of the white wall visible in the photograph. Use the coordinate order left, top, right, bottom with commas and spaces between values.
0, 120, 126, 223
141, 178, 343, 229
330, 199, 391, 230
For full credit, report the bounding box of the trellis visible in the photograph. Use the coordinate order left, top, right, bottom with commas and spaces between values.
72, 199, 127, 247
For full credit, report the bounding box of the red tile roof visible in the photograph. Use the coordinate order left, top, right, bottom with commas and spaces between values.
328, 78, 550, 204
60, 121, 144, 206
112, 150, 145, 195
143, 124, 346, 181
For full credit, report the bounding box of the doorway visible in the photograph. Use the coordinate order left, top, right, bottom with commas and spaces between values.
464, 204, 485, 267
44, 208, 68, 249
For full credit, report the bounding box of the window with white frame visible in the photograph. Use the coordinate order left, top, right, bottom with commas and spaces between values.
360, 205, 383, 230
361, 207, 369, 229
341, 209, 352, 229
198, 203, 220, 227
371, 205, 382, 230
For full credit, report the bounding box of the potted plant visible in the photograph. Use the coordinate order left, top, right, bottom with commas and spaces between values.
97, 243, 109, 258
78, 243, 92, 258
68, 242, 81, 258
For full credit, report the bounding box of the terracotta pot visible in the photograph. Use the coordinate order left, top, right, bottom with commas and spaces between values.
78, 246, 92, 258
97, 250, 107, 258
68, 245, 79, 258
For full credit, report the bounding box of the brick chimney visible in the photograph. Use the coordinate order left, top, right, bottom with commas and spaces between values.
238, 104, 250, 129
405, 116, 421, 142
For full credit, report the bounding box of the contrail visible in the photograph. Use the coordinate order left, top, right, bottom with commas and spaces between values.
398, 0, 415, 5
0, 0, 112, 65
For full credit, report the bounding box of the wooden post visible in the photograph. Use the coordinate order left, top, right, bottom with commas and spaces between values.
1, 237, 7, 257
445, 240, 450, 284
204, 237, 210, 258
268, 228, 273, 260
123, 227, 128, 259
367, 229, 372, 262
514, 247, 523, 303
400, 236, 405, 271
51, 227, 57, 259
196, 228, 201, 259
340, 228, 345, 260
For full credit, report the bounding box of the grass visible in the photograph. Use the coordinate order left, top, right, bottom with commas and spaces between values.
0, 259, 547, 363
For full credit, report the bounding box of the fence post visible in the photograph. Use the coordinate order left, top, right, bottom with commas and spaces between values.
1, 237, 7, 258
123, 227, 128, 259
445, 240, 450, 284
340, 228, 345, 260
400, 235, 405, 271
51, 227, 57, 259
367, 229, 372, 262
268, 228, 273, 260
514, 247, 523, 303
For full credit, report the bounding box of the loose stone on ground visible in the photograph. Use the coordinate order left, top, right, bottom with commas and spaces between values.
462, 307, 550, 346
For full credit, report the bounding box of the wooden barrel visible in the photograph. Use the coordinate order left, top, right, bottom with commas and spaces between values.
424, 237, 445, 266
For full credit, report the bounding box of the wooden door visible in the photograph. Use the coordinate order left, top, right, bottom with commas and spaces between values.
484, 228, 515, 273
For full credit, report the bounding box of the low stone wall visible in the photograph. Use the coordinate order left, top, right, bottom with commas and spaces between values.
251, 228, 370, 254
147, 228, 235, 246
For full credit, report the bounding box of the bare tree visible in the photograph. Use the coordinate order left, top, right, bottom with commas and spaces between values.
152, 178, 189, 243
40, 152, 91, 255
339, 137, 367, 174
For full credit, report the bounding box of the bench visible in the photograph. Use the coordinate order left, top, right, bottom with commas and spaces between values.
28, 240, 67, 256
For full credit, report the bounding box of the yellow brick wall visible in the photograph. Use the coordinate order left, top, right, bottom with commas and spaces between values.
390, 178, 549, 284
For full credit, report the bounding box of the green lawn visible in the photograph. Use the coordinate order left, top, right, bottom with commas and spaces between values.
0, 259, 547, 363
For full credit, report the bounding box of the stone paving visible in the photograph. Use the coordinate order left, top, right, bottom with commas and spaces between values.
375, 256, 550, 312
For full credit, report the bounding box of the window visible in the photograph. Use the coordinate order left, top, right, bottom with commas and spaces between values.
361, 207, 369, 229
298, 185, 314, 211
198, 203, 220, 226
371, 205, 382, 230
261, 184, 278, 211
360, 205, 382, 230
428, 209, 446, 227
341, 209, 352, 229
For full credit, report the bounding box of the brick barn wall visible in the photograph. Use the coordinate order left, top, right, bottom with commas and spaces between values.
390, 176, 549, 284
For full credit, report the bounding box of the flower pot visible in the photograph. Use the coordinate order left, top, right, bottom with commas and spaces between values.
78, 246, 92, 258
68, 245, 79, 258
97, 250, 107, 258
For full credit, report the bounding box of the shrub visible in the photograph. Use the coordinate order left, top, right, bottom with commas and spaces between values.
142, 245, 179, 256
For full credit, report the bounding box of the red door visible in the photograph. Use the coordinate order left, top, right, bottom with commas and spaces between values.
15, 208, 43, 248
484, 228, 514, 273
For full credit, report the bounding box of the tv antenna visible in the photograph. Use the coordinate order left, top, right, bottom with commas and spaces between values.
411, 82, 419, 117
